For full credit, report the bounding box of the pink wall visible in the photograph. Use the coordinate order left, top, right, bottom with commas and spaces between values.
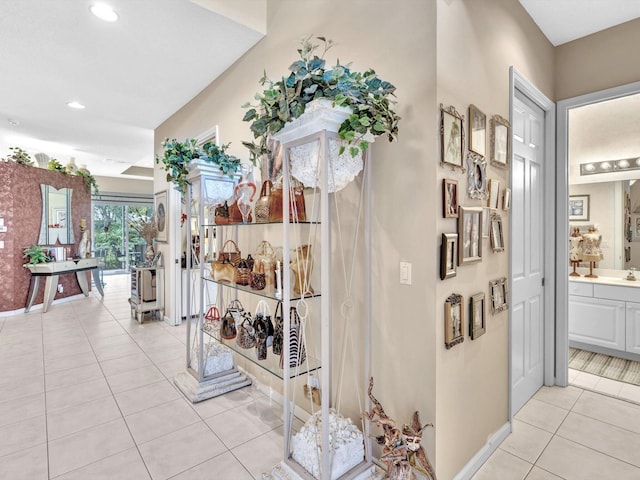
0, 162, 92, 312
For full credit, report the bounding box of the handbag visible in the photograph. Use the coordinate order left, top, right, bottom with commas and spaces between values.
220, 308, 237, 339
236, 315, 256, 349
254, 300, 273, 349
214, 201, 230, 225
254, 313, 268, 360
250, 260, 266, 290
212, 258, 235, 283
235, 257, 251, 286
217, 239, 242, 267
255, 240, 276, 288
268, 176, 306, 223
279, 306, 307, 369
272, 301, 284, 355
254, 180, 272, 223
229, 200, 253, 224
203, 306, 220, 332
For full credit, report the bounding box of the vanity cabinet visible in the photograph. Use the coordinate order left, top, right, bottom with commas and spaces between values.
569, 280, 640, 355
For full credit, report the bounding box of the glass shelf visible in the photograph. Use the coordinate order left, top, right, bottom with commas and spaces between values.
203, 328, 321, 380
203, 276, 321, 301
202, 220, 320, 228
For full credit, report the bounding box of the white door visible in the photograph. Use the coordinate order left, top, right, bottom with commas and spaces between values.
511, 90, 545, 415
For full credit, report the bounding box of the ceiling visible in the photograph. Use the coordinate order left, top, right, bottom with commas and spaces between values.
2, 1, 640, 182
519, 0, 640, 46
0, 0, 264, 179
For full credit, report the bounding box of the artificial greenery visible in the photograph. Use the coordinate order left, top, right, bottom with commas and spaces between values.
4, 147, 34, 166
47, 158, 67, 173
242, 35, 400, 164
76, 169, 99, 195
155, 138, 241, 194
22, 244, 49, 266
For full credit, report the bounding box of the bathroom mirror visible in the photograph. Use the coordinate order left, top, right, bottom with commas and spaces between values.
38, 185, 74, 245
568, 90, 640, 270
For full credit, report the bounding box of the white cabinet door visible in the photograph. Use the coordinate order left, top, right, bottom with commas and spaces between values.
626, 302, 640, 354
569, 295, 626, 351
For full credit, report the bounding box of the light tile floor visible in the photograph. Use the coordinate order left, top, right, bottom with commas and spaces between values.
0, 274, 283, 479
472, 369, 640, 479
5, 275, 640, 479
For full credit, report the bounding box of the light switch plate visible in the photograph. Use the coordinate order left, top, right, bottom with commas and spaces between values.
0, 240, 4, 249
0, 226, 7, 233
400, 262, 412, 285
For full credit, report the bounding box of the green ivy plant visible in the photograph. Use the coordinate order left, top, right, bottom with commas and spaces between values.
76, 170, 99, 195
242, 35, 400, 164
4, 147, 34, 166
155, 138, 241, 195
22, 244, 49, 267
47, 158, 67, 173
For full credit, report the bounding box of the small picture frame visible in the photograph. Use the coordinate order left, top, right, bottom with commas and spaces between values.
467, 152, 488, 200
490, 115, 510, 168
458, 206, 483, 265
470, 292, 486, 340
440, 104, 465, 171
490, 277, 509, 314
155, 190, 168, 242
482, 207, 491, 238
487, 179, 500, 209
445, 293, 465, 349
503, 188, 511, 211
443, 179, 459, 218
469, 104, 486, 157
490, 213, 504, 253
440, 233, 458, 280
569, 194, 590, 222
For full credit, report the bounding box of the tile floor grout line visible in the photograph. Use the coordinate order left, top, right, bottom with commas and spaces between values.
40, 311, 53, 480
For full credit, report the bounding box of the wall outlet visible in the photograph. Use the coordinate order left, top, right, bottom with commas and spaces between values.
57, 284, 63, 293
0, 240, 4, 249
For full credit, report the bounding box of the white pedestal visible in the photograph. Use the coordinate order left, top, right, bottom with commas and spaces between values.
174, 369, 251, 403
265, 461, 380, 480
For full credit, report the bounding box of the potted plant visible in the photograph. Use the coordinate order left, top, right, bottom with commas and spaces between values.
3, 147, 34, 166
22, 244, 50, 267
155, 138, 241, 195
242, 36, 400, 164
47, 158, 67, 173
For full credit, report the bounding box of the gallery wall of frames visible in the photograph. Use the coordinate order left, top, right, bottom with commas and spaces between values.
438, 103, 511, 349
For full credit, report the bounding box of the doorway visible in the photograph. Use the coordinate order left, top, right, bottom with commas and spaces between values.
556, 82, 640, 386
509, 68, 556, 416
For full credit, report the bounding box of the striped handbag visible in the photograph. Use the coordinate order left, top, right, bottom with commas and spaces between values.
279, 306, 306, 369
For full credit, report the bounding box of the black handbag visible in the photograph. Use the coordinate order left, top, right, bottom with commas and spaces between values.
236, 315, 257, 349
220, 309, 237, 340
254, 313, 268, 360
272, 302, 284, 355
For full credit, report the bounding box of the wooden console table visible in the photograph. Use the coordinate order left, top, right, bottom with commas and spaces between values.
25, 258, 104, 313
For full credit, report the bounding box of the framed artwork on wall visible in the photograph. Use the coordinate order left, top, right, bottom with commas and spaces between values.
445, 293, 465, 349
489, 277, 509, 314
443, 179, 459, 218
155, 190, 168, 242
440, 233, 458, 280
490, 213, 504, 252
569, 194, 590, 221
467, 152, 488, 200
490, 114, 510, 168
482, 207, 491, 238
458, 206, 483, 265
468, 104, 486, 157
487, 178, 500, 209
469, 292, 486, 340
440, 104, 465, 171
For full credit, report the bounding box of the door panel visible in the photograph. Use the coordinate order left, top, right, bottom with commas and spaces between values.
511, 91, 546, 415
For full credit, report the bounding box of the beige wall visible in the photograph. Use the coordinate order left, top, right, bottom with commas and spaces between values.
556, 17, 640, 101
155, 0, 439, 468
95, 176, 153, 195
435, 1, 554, 478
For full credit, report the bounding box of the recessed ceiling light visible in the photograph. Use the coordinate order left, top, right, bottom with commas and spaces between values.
7, 119, 19, 126
583, 163, 595, 172
600, 161, 612, 170
618, 159, 630, 169
90, 3, 118, 22
67, 101, 86, 110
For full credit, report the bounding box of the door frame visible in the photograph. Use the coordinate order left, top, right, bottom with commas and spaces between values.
509, 68, 556, 419
555, 79, 640, 386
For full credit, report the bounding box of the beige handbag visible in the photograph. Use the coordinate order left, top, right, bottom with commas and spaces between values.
212, 258, 235, 283
255, 240, 276, 288
254, 180, 272, 223
217, 239, 242, 267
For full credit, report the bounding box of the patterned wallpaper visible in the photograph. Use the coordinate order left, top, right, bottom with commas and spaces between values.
0, 162, 92, 312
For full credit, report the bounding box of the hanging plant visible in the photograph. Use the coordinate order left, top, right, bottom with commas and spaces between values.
155, 138, 241, 194
76, 170, 99, 195
242, 35, 400, 164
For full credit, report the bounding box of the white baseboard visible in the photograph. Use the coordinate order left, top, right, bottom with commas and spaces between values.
453, 422, 511, 480
0, 293, 86, 317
